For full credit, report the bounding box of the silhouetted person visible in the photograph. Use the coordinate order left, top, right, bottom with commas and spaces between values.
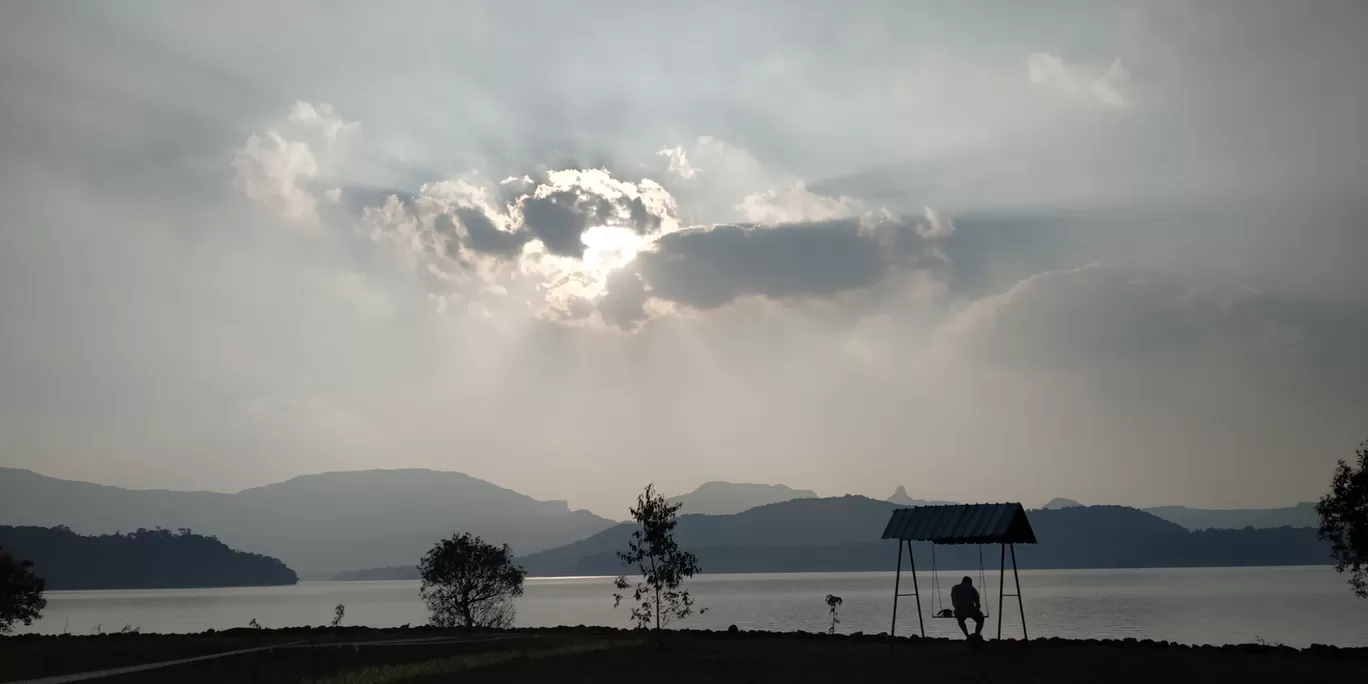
950, 576, 984, 639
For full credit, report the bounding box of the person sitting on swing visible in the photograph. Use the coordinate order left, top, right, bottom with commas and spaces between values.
950, 576, 984, 639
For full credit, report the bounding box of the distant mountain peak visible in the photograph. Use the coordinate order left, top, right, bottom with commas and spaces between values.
667, 481, 818, 515
887, 486, 956, 507
1043, 497, 1084, 509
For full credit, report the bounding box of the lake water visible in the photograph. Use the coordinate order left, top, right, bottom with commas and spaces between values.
20, 567, 1368, 647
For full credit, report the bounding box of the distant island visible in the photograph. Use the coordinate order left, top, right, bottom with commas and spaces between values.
0, 525, 297, 590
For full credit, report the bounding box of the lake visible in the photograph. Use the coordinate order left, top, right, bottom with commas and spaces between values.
20, 567, 1368, 647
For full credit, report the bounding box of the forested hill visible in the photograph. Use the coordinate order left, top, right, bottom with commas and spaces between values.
0, 526, 298, 590
518, 498, 1331, 576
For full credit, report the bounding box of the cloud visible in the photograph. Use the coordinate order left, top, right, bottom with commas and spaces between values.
454, 206, 528, 258
738, 185, 861, 223
232, 132, 320, 224
232, 102, 361, 224
594, 210, 955, 328
1027, 53, 1130, 109
916, 207, 955, 239
287, 101, 361, 145
930, 264, 1330, 382
232, 99, 967, 330
658, 145, 696, 179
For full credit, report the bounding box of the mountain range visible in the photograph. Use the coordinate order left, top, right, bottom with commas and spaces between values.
0, 468, 616, 573
518, 497, 1330, 577
1039, 496, 1319, 530
1142, 502, 1319, 531
0, 468, 1323, 575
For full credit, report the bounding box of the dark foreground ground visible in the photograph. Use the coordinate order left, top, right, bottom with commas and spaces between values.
4, 627, 1365, 684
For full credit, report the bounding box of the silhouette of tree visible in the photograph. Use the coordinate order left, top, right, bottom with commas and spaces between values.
1316, 439, 1368, 597
419, 532, 526, 628
613, 484, 704, 630
1, 546, 47, 634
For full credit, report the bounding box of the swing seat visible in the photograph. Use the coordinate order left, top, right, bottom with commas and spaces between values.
932, 609, 990, 619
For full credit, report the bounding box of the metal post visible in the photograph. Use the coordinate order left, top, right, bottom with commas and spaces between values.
1011, 543, 1027, 641
997, 542, 1006, 640
891, 539, 903, 636
909, 540, 924, 638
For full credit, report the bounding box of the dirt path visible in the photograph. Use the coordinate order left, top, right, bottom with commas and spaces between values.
8, 635, 520, 684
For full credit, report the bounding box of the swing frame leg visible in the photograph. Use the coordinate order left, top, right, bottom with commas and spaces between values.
890, 540, 925, 638
995, 542, 1029, 641
891, 539, 901, 636
997, 542, 1006, 640
911, 541, 924, 637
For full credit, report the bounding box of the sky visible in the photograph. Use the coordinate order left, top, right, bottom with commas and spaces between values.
1, 0, 1365, 518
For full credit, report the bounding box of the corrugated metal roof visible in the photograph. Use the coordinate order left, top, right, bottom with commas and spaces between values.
881, 503, 1036, 544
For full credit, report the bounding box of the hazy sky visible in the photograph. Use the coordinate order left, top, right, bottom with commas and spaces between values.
2, 0, 1365, 518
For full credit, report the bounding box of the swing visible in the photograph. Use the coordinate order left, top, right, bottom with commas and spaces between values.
885, 502, 1035, 640
929, 543, 990, 619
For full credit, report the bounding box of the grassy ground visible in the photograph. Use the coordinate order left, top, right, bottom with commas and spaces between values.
445, 633, 1368, 684
4, 628, 1365, 684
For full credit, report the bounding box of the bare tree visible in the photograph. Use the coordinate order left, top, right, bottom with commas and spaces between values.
1317, 439, 1368, 597
614, 484, 704, 630
825, 594, 843, 634
420, 532, 526, 628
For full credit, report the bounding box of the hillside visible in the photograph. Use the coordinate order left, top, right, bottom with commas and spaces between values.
0, 468, 616, 573
1041, 497, 1319, 529
518, 498, 1331, 576
1142, 503, 1319, 530
667, 482, 817, 515
0, 526, 296, 589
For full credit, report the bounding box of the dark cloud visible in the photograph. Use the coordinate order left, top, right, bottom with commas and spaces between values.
937, 264, 1368, 400
519, 190, 589, 258
598, 269, 651, 329
599, 218, 922, 327
454, 206, 529, 258
511, 177, 674, 259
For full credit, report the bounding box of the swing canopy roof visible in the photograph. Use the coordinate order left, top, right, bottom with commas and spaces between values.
882, 502, 1036, 545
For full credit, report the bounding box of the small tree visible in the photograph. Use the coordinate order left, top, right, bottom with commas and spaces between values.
1317, 439, 1368, 598
825, 594, 843, 635
331, 603, 346, 628
0, 547, 46, 634
419, 532, 526, 628
613, 484, 703, 630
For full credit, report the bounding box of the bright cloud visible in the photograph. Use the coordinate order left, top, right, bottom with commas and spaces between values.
1027, 53, 1130, 109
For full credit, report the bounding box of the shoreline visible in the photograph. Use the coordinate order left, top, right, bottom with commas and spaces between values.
6, 623, 1367, 653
